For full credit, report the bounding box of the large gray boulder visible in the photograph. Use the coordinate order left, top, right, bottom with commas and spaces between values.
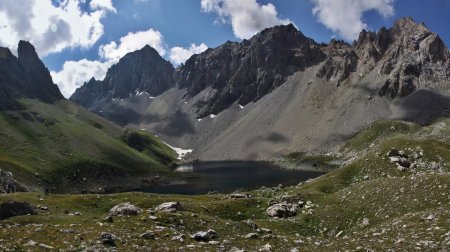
109, 202, 142, 216
266, 202, 299, 218
0, 201, 37, 220
154, 201, 182, 212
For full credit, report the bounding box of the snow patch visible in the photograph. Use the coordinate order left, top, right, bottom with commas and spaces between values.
239, 104, 244, 109
209, 114, 216, 118
197, 118, 202, 122
149, 96, 155, 99
163, 141, 193, 160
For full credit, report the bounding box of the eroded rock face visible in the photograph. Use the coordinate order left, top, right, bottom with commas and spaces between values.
0, 170, 28, 193
0, 201, 37, 220
317, 39, 358, 85
376, 17, 449, 98
176, 24, 325, 117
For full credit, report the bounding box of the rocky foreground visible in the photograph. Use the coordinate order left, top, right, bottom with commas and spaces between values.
0, 119, 449, 251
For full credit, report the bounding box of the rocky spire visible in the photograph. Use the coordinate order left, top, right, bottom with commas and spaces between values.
17, 40, 64, 102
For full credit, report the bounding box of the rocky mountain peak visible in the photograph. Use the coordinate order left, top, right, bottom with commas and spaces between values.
376, 18, 450, 98
0, 47, 14, 60
176, 23, 325, 117
17, 40, 64, 102
0, 41, 64, 110
71, 44, 175, 108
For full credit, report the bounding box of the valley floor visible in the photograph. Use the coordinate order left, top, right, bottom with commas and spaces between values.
1, 118, 450, 251
0, 173, 448, 251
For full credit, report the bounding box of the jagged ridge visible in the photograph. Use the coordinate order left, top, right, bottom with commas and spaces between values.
72, 17, 450, 119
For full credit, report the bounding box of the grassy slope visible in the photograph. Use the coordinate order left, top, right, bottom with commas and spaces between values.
0, 118, 449, 251
0, 99, 177, 193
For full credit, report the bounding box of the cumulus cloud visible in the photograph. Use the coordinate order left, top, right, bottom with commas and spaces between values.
312, 0, 395, 41
99, 29, 166, 61
169, 43, 208, 66
51, 59, 113, 97
0, 0, 115, 57
200, 0, 291, 39
90, 0, 117, 13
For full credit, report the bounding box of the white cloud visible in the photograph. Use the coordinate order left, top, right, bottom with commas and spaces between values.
312, 0, 395, 41
200, 0, 291, 39
98, 29, 166, 61
0, 0, 115, 57
169, 43, 208, 65
51, 59, 112, 97
90, 0, 117, 13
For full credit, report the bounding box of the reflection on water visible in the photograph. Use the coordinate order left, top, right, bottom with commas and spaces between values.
174, 164, 194, 173
144, 161, 325, 195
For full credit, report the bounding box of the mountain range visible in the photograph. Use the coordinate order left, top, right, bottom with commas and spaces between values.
71, 17, 450, 161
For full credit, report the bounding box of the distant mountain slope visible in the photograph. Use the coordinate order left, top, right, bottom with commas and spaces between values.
71, 17, 450, 161
0, 42, 178, 193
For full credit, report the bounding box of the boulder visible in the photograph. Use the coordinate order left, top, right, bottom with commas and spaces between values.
190, 229, 217, 242
109, 202, 142, 216
140, 231, 155, 239
100, 232, 116, 246
245, 233, 259, 239
266, 202, 299, 218
229, 193, 250, 199
0, 201, 37, 220
155, 201, 182, 212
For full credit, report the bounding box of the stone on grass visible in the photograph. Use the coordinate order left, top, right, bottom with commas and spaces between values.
140, 231, 155, 239
155, 201, 182, 212
266, 202, 298, 218
190, 229, 217, 242
245, 233, 258, 239
100, 232, 116, 246
109, 202, 142, 216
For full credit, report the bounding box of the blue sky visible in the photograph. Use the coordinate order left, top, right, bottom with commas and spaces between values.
0, 0, 449, 97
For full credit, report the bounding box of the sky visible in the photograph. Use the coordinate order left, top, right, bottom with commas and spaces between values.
0, 0, 449, 97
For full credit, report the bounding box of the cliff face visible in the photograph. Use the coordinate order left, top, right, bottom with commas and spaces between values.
0, 41, 63, 110
71, 45, 175, 108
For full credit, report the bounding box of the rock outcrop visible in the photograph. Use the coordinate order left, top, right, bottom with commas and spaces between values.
0, 170, 28, 193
